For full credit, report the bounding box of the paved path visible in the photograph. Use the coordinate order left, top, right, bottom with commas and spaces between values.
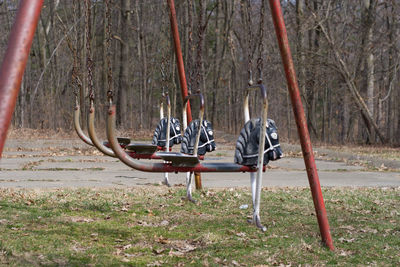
1, 139, 399, 189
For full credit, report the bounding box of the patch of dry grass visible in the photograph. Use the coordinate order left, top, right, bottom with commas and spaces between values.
0, 186, 399, 266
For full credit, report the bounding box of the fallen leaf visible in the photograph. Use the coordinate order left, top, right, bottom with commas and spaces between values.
232, 260, 240, 266
156, 236, 169, 244
153, 248, 165, 255
123, 244, 132, 250
160, 220, 169, 226
147, 261, 163, 267
338, 237, 355, 243
236, 232, 246, 238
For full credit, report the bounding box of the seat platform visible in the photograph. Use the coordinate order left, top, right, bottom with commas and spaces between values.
116, 137, 131, 145
125, 143, 159, 154
156, 152, 200, 167
103, 137, 131, 148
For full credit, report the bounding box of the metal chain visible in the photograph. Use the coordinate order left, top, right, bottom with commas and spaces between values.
160, 2, 169, 97
241, 0, 253, 86
71, 48, 82, 101
187, 0, 194, 94
194, 0, 204, 93
161, 57, 167, 96
85, 0, 95, 103
69, 0, 81, 102
257, 0, 265, 83
105, 0, 113, 103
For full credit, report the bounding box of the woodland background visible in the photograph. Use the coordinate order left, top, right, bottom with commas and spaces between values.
0, 0, 399, 145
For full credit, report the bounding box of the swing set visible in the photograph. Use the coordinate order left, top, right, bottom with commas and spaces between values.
0, 0, 334, 251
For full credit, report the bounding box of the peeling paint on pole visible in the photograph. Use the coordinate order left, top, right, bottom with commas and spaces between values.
167, 0, 202, 189
268, 0, 334, 250
0, 0, 44, 157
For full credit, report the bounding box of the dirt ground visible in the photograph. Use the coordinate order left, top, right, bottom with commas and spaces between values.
1, 131, 399, 189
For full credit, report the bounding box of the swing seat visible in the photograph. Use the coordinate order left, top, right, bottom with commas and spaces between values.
125, 143, 158, 154
103, 137, 131, 148
116, 137, 131, 145
156, 152, 200, 167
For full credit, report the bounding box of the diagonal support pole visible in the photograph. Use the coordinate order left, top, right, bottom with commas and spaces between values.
0, 0, 44, 157
167, 0, 202, 189
268, 0, 334, 250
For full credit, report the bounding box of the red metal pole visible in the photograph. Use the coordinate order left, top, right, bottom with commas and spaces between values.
167, 0, 202, 190
0, 0, 44, 157
167, 0, 192, 121
268, 0, 334, 250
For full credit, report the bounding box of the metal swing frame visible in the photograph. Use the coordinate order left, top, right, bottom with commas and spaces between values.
74, 102, 94, 147
107, 83, 269, 228
0, 0, 334, 250
74, 0, 174, 163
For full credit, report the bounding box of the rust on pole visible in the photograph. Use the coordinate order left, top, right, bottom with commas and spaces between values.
167, 0, 202, 189
166, 0, 192, 121
268, 0, 334, 250
0, 0, 44, 157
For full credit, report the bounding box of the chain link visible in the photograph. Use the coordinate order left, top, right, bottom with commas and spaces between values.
160, 2, 171, 97
241, 0, 253, 85
105, 0, 113, 103
187, 0, 194, 94
67, 0, 81, 102
195, 0, 204, 92
241, 0, 265, 85
257, 0, 265, 83
161, 57, 167, 95
85, 0, 95, 103
70, 41, 81, 99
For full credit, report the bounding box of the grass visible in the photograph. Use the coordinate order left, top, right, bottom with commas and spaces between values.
0, 186, 399, 266
317, 145, 400, 161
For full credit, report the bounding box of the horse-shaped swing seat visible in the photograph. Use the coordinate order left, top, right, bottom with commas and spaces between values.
235, 118, 282, 166
103, 117, 182, 157
123, 117, 183, 157
157, 118, 216, 167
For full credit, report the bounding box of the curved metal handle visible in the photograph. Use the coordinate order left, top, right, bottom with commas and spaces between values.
182, 92, 205, 156
243, 82, 268, 123
159, 92, 171, 151
88, 104, 116, 157
159, 92, 171, 119
242, 82, 268, 222
74, 104, 93, 146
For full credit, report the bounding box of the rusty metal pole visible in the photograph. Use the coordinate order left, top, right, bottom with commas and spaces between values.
268, 0, 334, 250
167, 0, 202, 189
0, 0, 44, 157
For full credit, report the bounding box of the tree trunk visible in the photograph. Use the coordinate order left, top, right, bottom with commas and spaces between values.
318, 21, 386, 143
364, 0, 376, 143
211, 2, 220, 125
117, 0, 131, 126
296, 0, 306, 103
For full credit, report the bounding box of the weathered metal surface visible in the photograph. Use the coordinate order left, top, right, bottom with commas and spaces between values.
244, 83, 268, 123
0, 0, 44, 157
245, 82, 269, 231
103, 140, 132, 150
163, 93, 171, 157
116, 137, 131, 146
167, 0, 203, 189
74, 105, 94, 146
156, 152, 200, 167
88, 105, 116, 157
107, 105, 260, 173
126, 151, 163, 160
194, 173, 202, 189
126, 143, 158, 154
268, 0, 334, 250
167, 0, 192, 121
